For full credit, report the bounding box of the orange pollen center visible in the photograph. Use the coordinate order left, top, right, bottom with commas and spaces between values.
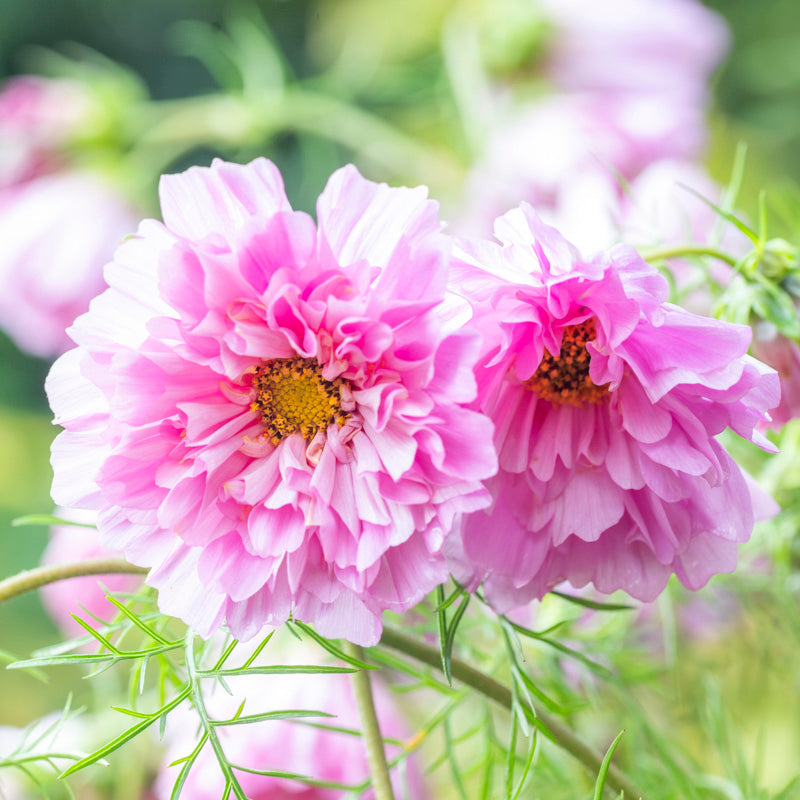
250, 357, 350, 444
526, 319, 609, 406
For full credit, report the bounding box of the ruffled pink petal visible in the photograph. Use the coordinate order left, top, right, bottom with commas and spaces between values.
159, 157, 290, 243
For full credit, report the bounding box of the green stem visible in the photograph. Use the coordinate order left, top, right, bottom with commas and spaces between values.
185, 632, 248, 800
343, 641, 396, 800
379, 625, 643, 800
125, 87, 462, 193
640, 244, 737, 267
0, 559, 147, 606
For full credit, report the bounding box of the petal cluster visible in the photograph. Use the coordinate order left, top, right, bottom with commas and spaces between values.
46, 158, 496, 645
445, 206, 779, 611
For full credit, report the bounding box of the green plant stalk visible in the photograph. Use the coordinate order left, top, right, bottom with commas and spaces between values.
126, 88, 462, 193
640, 244, 737, 267
1, 562, 642, 797
343, 642, 396, 800
379, 625, 643, 800
0, 559, 147, 606
185, 632, 247, 800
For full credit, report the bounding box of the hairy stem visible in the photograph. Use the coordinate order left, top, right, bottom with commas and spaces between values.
343, 642, 396, 800
640, 244, 738, 267
379, 625, 643, 800
0, 559, 147, 606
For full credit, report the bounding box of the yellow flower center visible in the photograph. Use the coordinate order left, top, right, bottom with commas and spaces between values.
526, 319, 609, 406
251, 357, 350, 444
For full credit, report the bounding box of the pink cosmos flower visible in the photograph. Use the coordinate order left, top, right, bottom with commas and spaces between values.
0, 75, 91, 187
539, 0, 729, 102
46, 158, 496, 646
444, 206, 779, 611
0, 171, 138, 357
155, 646, 427, 799
750, 323, 800, 427
40, 508, 143, 637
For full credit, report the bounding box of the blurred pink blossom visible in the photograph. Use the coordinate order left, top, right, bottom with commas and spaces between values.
155, 644, 427, 799
540, 0, 729, 101
0, 76, 91, 187
40, 508, 142, 637
0, 76, 138, 357
0, 171, 137, 357
750, 323, 800, 426
460, 0, 729, 242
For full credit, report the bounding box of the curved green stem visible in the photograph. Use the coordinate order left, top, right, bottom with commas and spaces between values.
125, 87, 462, 193
640, 244, 737, 267
379, 625, 643, 800
0, 559, 147, 606
343, 641, 396, 800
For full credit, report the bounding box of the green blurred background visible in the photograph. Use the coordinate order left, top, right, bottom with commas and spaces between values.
1, 0, 800, 796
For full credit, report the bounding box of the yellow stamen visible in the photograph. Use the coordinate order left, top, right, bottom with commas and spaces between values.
526, 318, 609, 406
251, 357, 349, 444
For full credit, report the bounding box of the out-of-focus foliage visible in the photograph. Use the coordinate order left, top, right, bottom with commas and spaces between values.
2, 2, 800, 799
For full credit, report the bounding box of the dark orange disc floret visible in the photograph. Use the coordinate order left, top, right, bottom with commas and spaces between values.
526, 318, 609, 406
250, 357, 350, 444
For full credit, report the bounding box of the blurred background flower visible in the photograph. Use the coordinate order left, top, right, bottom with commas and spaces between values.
2, 0, 800, 797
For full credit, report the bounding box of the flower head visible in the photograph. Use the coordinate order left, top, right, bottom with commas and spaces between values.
46, 158, 496, 645
445, 206, 779, 610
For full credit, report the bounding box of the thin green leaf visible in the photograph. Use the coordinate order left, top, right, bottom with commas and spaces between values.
511, 726, 538, 800
0, 649, 48, 683
593, 730, 625, 800
443, 594, 470, 689
69, 614, 120, 654
367, 647, 458, 695
551, 591, 633, 612
10, 642, 181, 671
60, 687, 191, 778
436, 585, 450, 684
287, 719, 404, 746
211, 638, 238, 672
291, 621, 377, 669
504, 620, 614, 680
434, 583, 466, 613
110, 706, 152, 719
104, 596, 176, 646
504, 712, 519, 800
138, 653, 150, 696
212, 709, 335, 727
169, 732, 209, 800
241, 630, 274, 669
199, 665, 357, 678
10, 514, 97, 529
678, 183, 760, 244
512, 665, 572, 717
231, 765, 358, 792
31, 613, 164, 658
